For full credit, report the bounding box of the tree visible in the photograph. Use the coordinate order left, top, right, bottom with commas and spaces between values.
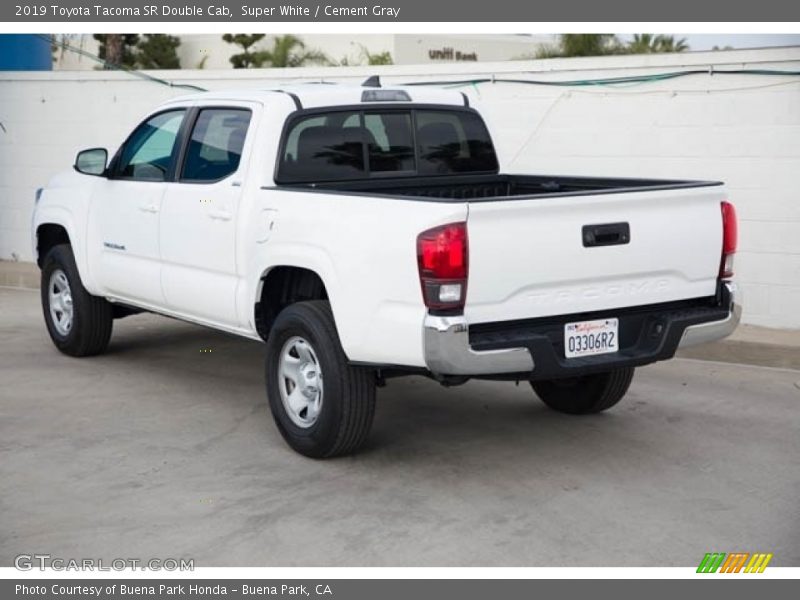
335, 44, 394, 66
535, 34, 623, 59
93, 34, 139, 68
222, 33, 266, 68
136, 34, 181, 69
561, 33, 616, 56
627, 33, 659, 54
530, 46, 561, 59
222, 34, 329, 68
256, 35, 329, 68
654, 35, 689, 53
535, 34, 689, 59
627, 34, 689, 54
559, 34, 620, 57
361, 45, 393, 66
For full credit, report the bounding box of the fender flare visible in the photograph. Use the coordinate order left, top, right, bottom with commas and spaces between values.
245, 244, 353, 347
33, 208, 96, 293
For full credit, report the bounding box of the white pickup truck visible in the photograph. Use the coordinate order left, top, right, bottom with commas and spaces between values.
33, 82, 740, 457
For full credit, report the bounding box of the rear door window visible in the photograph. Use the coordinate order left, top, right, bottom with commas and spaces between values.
180, 108, 252, 182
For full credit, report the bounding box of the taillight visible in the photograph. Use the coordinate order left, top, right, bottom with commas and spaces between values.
417, 222, 468, 311
720, 201, 738, 279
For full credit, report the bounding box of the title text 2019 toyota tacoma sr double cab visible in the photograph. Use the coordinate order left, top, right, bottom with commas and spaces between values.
33, 83, 740, 457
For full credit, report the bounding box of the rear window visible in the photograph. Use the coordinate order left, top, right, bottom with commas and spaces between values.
277, 108, 498, 183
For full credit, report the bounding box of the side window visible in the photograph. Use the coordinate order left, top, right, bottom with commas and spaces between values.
284, 116, 325, 162
416, 110, 498, 175
278, 111, 365, 183
181, 108, 252, 182
115, 110, 185, 181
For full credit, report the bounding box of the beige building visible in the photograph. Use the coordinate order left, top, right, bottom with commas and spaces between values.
54, 33, 555, 70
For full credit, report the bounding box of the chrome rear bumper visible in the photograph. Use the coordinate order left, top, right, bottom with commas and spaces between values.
423, 315, 533, 376
678, 282, 741, 348
423, 282, 740, 377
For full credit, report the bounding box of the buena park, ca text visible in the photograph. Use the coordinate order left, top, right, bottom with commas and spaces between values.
16, 584, 335, 597
14, 4, 402, 18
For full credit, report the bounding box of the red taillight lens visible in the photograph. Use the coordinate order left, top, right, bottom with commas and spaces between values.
720, 201, 738, 279
418, 223, 467, 279
417, 222, 468, 310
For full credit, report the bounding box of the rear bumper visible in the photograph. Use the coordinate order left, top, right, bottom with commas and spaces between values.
423, 281, 740, 378
422, 315, 534, 376
677, 283, 741, 347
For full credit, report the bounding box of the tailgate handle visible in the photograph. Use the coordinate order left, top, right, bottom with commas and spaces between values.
582, 222, 630, 247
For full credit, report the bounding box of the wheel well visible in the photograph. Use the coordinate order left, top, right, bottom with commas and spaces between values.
36, 224, 70, 267
255, 267, 329, 341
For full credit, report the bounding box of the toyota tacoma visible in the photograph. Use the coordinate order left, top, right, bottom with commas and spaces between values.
32, 82, 740, 457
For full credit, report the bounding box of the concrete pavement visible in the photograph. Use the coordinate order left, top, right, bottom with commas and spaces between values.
1, 287, 798, 567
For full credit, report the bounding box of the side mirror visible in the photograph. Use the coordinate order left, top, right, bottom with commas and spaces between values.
74, 148, 108, 176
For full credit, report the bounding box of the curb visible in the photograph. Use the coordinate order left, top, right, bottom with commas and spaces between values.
677, 340, 800, 371
0, 260, 39, 289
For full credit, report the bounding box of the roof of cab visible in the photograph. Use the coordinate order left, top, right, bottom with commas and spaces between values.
162, 83, 468, 110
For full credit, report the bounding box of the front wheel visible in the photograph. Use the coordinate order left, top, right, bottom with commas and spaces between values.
265, 301, 376, 458
531, 367, 635, 415
41, 244, 113, 357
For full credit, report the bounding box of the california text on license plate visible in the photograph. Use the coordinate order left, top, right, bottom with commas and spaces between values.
564, 318, 619, 358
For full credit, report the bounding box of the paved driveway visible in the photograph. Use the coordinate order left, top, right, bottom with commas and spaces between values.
1, 287, 798, 567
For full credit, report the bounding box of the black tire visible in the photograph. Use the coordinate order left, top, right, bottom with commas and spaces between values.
265, 300, 376, 458
40, 244, 113, 357
531, 367, 635, 415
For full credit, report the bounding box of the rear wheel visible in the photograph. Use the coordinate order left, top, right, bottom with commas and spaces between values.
40, 244, 113, 357
265, 301, 376, 458
531, 367, 635, 415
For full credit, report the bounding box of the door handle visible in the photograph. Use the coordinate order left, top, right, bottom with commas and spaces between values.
139, 204, 159, 214
582, 222, 630, 247
208, 209, 232, 221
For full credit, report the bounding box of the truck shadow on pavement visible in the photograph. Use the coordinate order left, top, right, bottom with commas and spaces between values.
93, 313, 660, 469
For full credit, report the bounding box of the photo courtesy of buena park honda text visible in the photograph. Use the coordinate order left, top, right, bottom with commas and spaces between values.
0, 0, 799, 597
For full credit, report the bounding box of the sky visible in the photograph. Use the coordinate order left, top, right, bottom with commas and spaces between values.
618, 34, 800, 51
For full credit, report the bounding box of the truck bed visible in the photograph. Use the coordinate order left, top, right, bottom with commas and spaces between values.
279, 173, 722, 201
271, 171, 727, 326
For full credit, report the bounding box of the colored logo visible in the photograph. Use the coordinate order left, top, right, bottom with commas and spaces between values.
697, 552, 773, 573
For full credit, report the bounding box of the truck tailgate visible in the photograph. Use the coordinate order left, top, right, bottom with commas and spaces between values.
465, 186, 725, 324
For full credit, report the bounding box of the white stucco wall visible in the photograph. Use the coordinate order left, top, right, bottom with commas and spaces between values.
2, 46, 799, 328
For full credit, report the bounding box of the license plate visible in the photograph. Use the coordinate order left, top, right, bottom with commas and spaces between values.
564, 318, 619, 358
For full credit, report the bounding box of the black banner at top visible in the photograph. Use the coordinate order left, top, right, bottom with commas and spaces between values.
3, 0, 800, 22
